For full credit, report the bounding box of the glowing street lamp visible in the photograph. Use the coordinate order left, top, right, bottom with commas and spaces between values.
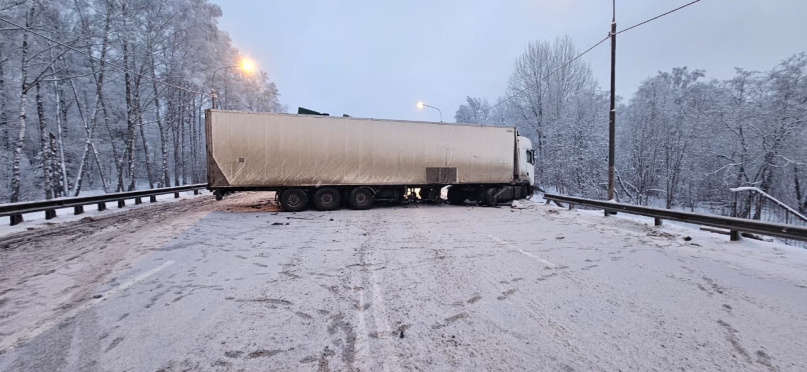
416, 101, 442, 122
211, 57, 256, 109
239, 58, 255, 74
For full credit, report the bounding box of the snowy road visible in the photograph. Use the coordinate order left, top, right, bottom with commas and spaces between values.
1, 192, 806, 371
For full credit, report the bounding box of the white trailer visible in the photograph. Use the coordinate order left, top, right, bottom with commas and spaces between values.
205, 110, 535, 211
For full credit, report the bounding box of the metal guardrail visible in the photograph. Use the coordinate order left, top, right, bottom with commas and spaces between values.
543, 193, 807, 242
0, 184, 207, 226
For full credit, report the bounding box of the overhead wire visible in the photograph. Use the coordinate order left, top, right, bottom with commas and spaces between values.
2, 0, 704, 108
0, 15, 206, 95
484, 35, 610, 114
616, 0, 701, 36
484, 0, 702, 114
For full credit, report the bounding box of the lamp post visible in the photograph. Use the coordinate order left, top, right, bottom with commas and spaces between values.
416, 101, 442, 122
211, 65, 235, 109
211, 58, 256, 109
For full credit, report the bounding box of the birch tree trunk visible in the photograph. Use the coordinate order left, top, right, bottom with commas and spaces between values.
122, 25, 137, 191
49, 47, 69, 196
10, 4, 34, 203
0, 47, 8, 151
36, 81, 53, 199
73, 1, 112, 195
172, 90, 183, 186
49, 132, 61, 197
69, 77, 108, 195
135, 76, 154, 189
190, 96, 198, 183
181, 98, 187, 185
149, 55, 170, 188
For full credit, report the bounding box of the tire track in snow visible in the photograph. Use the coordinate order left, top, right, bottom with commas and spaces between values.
0, 260, 175, 351
488, 235, 557, 269
358, 212, 402, 372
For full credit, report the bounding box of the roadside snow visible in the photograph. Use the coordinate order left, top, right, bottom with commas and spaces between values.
0, 190, 210, 238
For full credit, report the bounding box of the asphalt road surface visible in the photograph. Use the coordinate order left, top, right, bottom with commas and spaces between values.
1, 192, 806, 371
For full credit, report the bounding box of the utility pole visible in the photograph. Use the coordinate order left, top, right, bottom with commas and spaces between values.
607, 0, 617, 213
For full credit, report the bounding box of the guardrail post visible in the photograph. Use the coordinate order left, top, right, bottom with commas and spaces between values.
45, 209, 56, 220
117, 200, 125, 208
730, 230, 741, 241
98, 202, 106, 211
174, 192, 180, 198
568, 203, 574, 210
149, 195, 157, 203
194, 189, 200, 195
74, 205, 84, 215
654, 217, 663, 226
10, 214, 23, 226
135, 197, 142, 205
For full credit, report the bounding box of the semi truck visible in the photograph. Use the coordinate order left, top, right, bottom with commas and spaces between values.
205, 110, 535, 212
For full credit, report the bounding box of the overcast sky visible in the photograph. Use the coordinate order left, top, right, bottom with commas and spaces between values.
213, 0, 807, 122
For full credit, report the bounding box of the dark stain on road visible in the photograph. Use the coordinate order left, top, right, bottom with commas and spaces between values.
433, 312, 469, 329
247, 349, 288, 359
497, 289, 516, 300
239, 297, 293, 305
105, 336, 124, 352
717, 319, 752, 363
224, 350, 243, 358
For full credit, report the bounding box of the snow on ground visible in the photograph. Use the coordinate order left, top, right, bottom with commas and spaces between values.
0, 192, 805, 371
570, 203, 807, 280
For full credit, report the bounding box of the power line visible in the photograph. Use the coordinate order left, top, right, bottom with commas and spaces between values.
0, 15, 206, 95
484, 0, 702, 115
485, 35, 611, 114
617, 0, 701, 36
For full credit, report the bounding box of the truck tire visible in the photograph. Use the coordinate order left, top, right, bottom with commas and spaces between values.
348, 187, 374, 210
280, 188, 308, 212
484, 187, 498, 206
313, 188, 341, 211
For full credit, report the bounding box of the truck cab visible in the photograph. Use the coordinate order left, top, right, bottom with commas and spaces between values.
517, 136, 535, 187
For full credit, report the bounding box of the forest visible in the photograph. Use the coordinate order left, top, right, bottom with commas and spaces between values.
0, 0, 283, 203
454, 37, 807, 219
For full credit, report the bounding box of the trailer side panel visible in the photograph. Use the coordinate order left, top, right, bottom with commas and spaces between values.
206, 110, 516, 188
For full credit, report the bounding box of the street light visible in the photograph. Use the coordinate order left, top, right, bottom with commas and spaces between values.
416, 101, 442, 122
211, 57, 256, 109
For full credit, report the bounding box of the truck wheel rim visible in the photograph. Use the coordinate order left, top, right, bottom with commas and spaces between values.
321, 194, 334, 205
356, 193, 367, 204
288, 194, 301, 207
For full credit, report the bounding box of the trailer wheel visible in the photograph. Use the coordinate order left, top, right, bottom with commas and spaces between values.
280, 188, 308, 212
484, 187, 498, 206
313, 188, 341, 211
348, 187, 374, 210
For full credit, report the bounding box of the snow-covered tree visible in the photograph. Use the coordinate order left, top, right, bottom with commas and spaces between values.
454, 96, 491, 124
452, 36, 806, 218
0, 0, 284, 202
